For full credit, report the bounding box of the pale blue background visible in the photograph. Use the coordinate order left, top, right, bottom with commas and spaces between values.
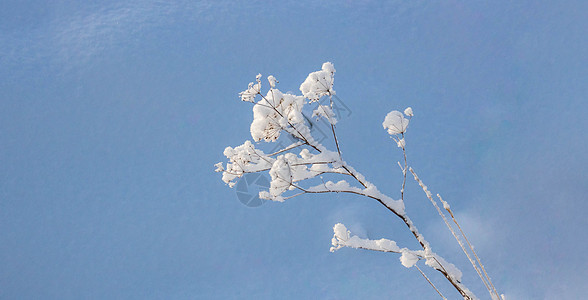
1, 1, 586, 299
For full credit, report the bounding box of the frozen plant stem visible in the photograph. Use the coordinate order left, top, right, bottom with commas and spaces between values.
216, 63, 500, 299
410, 168, 494, 298
438, 194, 500, 299
410, 167, 500, 300
400, 132, 408, 201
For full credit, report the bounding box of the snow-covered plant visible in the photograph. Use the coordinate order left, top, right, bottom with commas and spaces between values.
216, 62, 501, 299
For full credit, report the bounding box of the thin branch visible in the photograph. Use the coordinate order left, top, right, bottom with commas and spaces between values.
410, 167, 494, 298
268, 141, 305, 156
440, 194, 500, 298
326, 96, 342, 158
400, 132, 407, 201
331, 123, 341, 157
416, 264, 447, 300
341, 165, 368, 188
281, 192, 306, 200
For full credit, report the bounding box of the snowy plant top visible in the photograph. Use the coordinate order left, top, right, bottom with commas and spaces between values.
237, 63, 342, 143
383, 109, 411, 135
223, 63, 416, 215
299, 62, 336, 102
250, 88, 308, 142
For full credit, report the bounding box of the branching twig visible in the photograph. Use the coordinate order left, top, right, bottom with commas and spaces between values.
219, 65, 497, 299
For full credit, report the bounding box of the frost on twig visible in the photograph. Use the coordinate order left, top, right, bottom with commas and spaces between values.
410, 168, 501, 299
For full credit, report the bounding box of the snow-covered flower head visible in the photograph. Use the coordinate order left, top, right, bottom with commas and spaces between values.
268, 75, 278, 88
239, 74, 263, 103
219, 141, 274, 187
312, 104, 338, 125
300, 62, 336, 102
250, 89, 306, 142
383, 110, 410, 135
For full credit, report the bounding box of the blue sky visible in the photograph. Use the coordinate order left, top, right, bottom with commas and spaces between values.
1, 1, 586, 299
